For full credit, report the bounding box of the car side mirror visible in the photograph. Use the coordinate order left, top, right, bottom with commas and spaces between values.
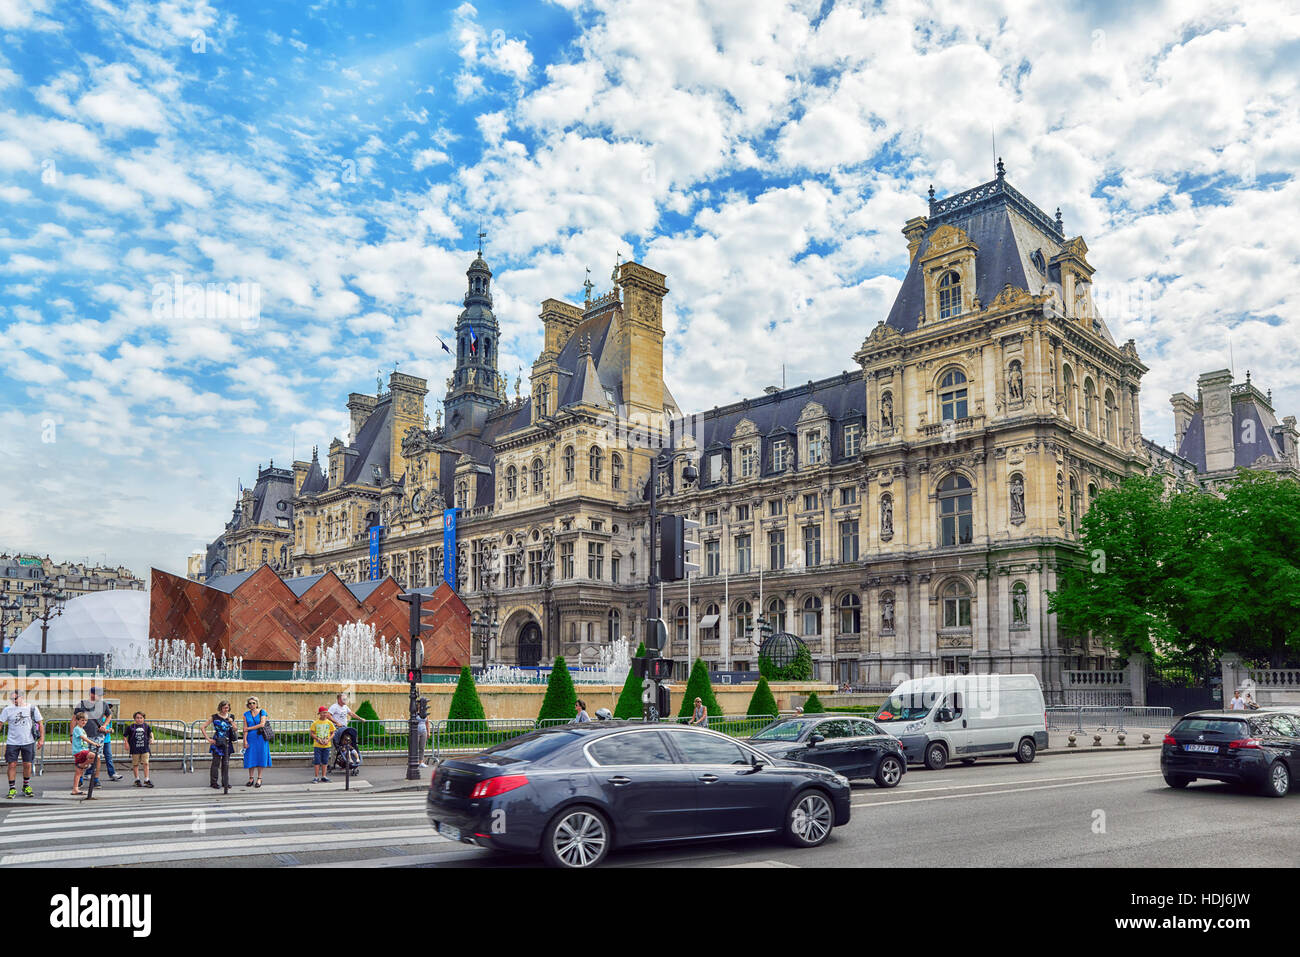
809, 733, 825, 746
749, 755, 767, 771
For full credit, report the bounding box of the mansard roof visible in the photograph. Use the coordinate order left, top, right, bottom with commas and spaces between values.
884, 174, 1070, 334
1175, 387, 1287, 472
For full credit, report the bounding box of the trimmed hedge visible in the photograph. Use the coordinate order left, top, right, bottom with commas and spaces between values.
747, 676, 778, 718
447, 666, 486, 731
802, 691, 826, 714
676, 658, 721, 719
537, 657, 578, 722
614, 642, 648, 718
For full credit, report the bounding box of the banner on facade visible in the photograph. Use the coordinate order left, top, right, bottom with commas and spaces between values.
443, 508, 458, 588
369, 526, 383, 581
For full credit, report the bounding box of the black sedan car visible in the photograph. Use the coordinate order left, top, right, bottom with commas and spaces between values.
427, 722, 852, 867
1161, 708, 1299, 797
744, 714, 906, 788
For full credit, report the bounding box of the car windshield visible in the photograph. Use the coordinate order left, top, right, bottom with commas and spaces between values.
1172, 718, 1250, 736
751, 718, 817, 741
875, 693, 936, 723
479, 730, 578, 762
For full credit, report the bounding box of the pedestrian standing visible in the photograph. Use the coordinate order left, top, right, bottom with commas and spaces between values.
75, 687, 122, 782
202, 700, 236, 791
70, 710, 99, 797
310, 707, 334, 783
126, 711, 154, 788
2, 690, 43, 799
1244, 693, 1260, 711
573, 700, 591, 723
243, 696, 272, 787
416, 709, 429, 769
1229, 690, 1246, 710
689, 697, 708, 728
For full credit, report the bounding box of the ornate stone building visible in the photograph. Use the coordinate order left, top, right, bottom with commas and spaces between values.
1, 554, 144, 644
195, 167, 1161, 700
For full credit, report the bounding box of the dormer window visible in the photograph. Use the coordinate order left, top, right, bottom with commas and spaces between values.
806, 429, 825, 465
938, 271, 962, 319
939, 369, 968, 422
772, 440, 788, 472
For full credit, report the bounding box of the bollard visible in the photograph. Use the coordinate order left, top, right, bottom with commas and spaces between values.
1142, 733, 1151, 744
1093, 734, 1102, 746
1117, 732, 1126, 746
1067, 733, 1077, 748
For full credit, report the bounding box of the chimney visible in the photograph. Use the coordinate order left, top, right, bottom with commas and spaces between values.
346, 393, 377, 441
1197, 370, 1235, 472
1170, 392, 1197, 450
902, 216, 928, 264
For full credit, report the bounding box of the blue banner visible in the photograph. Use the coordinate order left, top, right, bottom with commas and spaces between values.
369, 526, 383, 581
443, 508, 458, 588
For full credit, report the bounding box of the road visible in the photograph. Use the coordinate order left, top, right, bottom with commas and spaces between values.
1, 749, 1293, 867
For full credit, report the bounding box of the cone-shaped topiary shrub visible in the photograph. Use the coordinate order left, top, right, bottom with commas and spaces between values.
355, 699, 383, 744
447, 665, 486, 732
537, 657, 578, 723
614, 642, 648, 718
747, 676, 778, 718
802, 691, 826, 714
676, 658, 722, 720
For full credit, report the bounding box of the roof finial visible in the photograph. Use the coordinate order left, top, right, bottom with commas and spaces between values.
928, 183, 935, 203
583, 266, 594, 302
1055, 207, 1064, 234
377, 368, 383, 393
477, 221, 487, 257
611, 251, 621, 283
996, 156, 1005, 180
1246, 369, 1251, 384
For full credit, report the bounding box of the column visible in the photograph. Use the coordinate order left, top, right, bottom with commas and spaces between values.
975, 570, 990, 663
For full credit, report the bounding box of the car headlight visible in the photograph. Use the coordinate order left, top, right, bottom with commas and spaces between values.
833, 773, 850, 787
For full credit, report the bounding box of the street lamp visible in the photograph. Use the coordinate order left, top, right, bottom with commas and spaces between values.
30, 583, 69, 654
0, 598, 23, 652
472, 598, 500, 664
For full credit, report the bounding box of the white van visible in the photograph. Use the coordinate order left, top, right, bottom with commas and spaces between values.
873, 674, 1048, 770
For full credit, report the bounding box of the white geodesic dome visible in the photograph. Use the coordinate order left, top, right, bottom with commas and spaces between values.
10, 590, 148, 666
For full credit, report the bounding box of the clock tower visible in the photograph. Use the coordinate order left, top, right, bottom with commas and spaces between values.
444, 245, 503, 439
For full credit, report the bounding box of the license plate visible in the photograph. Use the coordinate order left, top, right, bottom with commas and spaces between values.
437, 822, 461, 842
1183, 744, 1218, 753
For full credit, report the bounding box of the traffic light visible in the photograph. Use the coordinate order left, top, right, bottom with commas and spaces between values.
417, 697, 429, 719
646, 657, 674, 681
631, 656, 648, 679
406, 668, 418, 684
656, 683, 671, 718
658, 514, 700, 581
645, 617, 668, 652
398, 592, 440, 640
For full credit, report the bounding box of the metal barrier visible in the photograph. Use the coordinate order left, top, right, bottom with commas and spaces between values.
1045, 705, 1175, 736
36, 718, 197, 776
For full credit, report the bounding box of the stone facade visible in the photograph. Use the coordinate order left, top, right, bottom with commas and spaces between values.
195, 169, 1162, 702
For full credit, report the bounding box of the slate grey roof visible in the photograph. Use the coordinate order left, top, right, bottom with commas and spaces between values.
203, 569, 258, 593
345, 399, 393, 485
885, 175, 1068, 334
1175, 392, 1285, 472
300, 453, 326, 495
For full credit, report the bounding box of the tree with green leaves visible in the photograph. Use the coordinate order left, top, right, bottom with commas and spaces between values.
758, 641, 814, 681
446, 666, 486, 731
746, 676, 778, 718
614, 642, 647, 718
676, 658, 721, 719
802, 691, 826, 714
537, 657, 578, 723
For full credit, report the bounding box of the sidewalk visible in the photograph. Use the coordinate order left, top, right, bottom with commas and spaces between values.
1044, 725, 1165, 755
22, 759, 432, 805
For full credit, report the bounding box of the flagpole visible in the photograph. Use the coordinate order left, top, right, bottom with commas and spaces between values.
723, 547, 730, 672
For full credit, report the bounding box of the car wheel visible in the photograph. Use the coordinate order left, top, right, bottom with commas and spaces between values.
1016, 738, 1037, 763
1262, 761, 1290, 798
541, 806, 611, 868
1163, 773, 1192, 789
924, 742, 948, 771
960, 758, 977, 766
783, 789, 835, 848
874, 755, 904, 789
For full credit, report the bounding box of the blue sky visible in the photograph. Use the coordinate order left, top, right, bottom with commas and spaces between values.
2, 0, 1298, 577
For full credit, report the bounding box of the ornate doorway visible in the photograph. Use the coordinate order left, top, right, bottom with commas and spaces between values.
518, 622, 543, 667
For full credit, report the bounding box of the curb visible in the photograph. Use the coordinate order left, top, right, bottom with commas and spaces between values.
1043, 744, 1160, 755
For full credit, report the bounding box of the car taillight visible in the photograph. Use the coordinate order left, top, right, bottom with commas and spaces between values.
1228, 739, 1261, 750
469, 774, 529, 799
1162, 734, 1177, 746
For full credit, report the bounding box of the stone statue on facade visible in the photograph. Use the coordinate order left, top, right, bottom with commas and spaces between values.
1008, 364, 1023, 401
1012, 588, 1028, 625
880, 495, 894, 539
881, 392, 893, 430
1009, 478, 1026, 523
881, 595, 895, 632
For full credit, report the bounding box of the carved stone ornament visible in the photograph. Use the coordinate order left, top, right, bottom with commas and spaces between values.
926, 224, 971, 254
990, 284, 1031, 309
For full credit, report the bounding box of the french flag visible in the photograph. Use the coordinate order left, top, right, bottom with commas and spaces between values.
468, 327, 478, 355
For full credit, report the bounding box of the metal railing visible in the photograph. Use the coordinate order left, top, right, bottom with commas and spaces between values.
36, 718, 196, 776
1046, 706, 1174, 734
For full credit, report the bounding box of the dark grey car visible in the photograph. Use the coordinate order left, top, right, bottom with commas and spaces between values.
744, 714, 907, 788
427, 722, 853, 867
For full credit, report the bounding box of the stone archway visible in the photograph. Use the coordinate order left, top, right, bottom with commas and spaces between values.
518, 622, 543, 667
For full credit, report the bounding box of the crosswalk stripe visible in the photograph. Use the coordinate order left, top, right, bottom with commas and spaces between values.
0, 806, 427, 840
1, 825, 449, 866
4, 796, 423, 824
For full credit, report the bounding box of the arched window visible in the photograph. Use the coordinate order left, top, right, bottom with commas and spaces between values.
563, 445, 575, 482
939, 474, 973, 546
532, 458, 544, 494
611, 453, 623, 490
608, 608, 621, 642
767, 597, 786, 633
456, 480, 468, 509
703, 602, 720, 643
1070, 476, 1081, 532
942, 580, 972, 629
734, 599, 753, 642
589, 446, 603, 483
1084, 378, 1097, 432
505, 465, 517, 500
801, 595, 822, 636
838, 593, 861, 635
483, 338, 491, 361
536, 382, 549, 416
1062, 366, 1076, 422
674, 604, 688, 644
939, 369, 968, 422
938, 270, 962, 319
1104, 389, 1117, 442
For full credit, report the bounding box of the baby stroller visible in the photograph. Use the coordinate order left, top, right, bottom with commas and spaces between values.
332, 726, 362, 773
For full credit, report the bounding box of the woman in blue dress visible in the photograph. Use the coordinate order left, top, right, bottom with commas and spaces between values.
243, 695, 271, 787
